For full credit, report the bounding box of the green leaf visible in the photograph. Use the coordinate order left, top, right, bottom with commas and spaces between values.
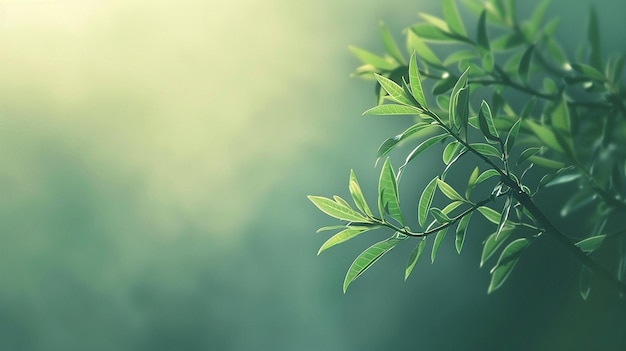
343, 236, 405, 292
560, 189, 595, 216
579, 266, 592, 300
376, 122, 432, 161
308, 196, 370, 222
495, 195, 512, 241
528, 0, 551, 39
544, 173, 581, 187
432, 75, 458, 95
528, 155, 566, 169
466, 169, 500, 198
431, 208, 452, 224
441, 201, 463, 215
478, 101, 500, 142
318, 227, 379, 255
455, 212, 473, 254
443, 50, 478, 66
525, 120, 564, 153
410, 23, 455, 42
363, 104, 423, 116
431, 228, 449, 263
443, 141, 463, 165
409, 52, 428, 109
418, 177, 438, 227
334, 195, 352, 209
478, 206, 501, 224
551, 96, 571, 134
586, 7, 601, 69
505, 118, 522, 154
575, 235, 606, 254
517, 147, 542, 166
349, 170, 374, 217
406, 30, 442, 66
379, 158, 404, 225
316, 225, 349, 233
402, 134, 448, 169
466, 167, 480, 199
470, 143, 502, 158
449, 68, 470, 127
488, 238, 531, 293
419, 13, 451, 33
442, 0, 467, 35
518, 45, 534, 84
454, 86, 470, 133
480, 225, 515, 267
571, 63, 605, 81
405, 239, 427, 280
482, 51, 495, 72
491, 32, 526, 51
477, 10, 490, 51
437, 179, 465, 202
374, 74, 414, 105
349, 46, 396, 71
380, 21, 406, 65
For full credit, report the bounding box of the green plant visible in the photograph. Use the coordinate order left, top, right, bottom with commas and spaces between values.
308, 0, 626, 297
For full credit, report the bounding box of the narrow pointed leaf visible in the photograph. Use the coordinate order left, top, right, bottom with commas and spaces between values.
519, 45, 534, 83
374, 74, 414, 105
478, 206, 501, 224
586, 7, 601, 69
505, 118, 522, 154
418, 178, 438, 227
409, 52, 428, 109
437, 179, 465, 202
442, 141, 462, 165
349, 170, 373, 217
405, 239, 427, 280
343, 237, 404, 292
318, 227, 379, 255
477, 10, 490, 51
431, 208, 452, 224
349, 46, 396, 71
478, 101, 500, 142
488, 238, 531, 293
551, 96, 571, 133
575, 235, 606, 254
379, 158, 404, 225
380, 21, 406, 65
308, 196, 370, 222
442, 0, 466, 35
406, 30, 442, 66
431, 228, 449, 263
363, 104, 423, 116
316, 225, 350, 233
419, 13, 451, 33
480, 226, 515, 267
333, 196, 352, 209
432, 75, 458, 95
517, 147, 542, 166
455, 212, 472, 254
402, 134, 448, 167
525, 120, 564, 153
495, 195, 512, 240
528, 155, 565, 169
376, 123, 434, 161
466, 167, 480, 199
470, 143, 502, 158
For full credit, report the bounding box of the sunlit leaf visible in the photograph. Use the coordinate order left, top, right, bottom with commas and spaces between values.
379, 158, 404, 225
318, 226, 380, 255
376, 122, 433, 161
402, 134, 448, 169
528, 0, 551, 39
480, 225, 515, 267
419, 13, 451, 33
405, 239, 427, 280
442, 141, 463, 165
478, 206, 501, 225
334, 196, 352, 209
442, 0, 467, 35
316, 225, 350, 233
349, 170, 374, 217
410, 23, 455, 42
575, 235, 606, 254
380, 21, 406, 65
470, 143, 502, 158
431, 208, 452, 224
431, 228, 449, 263
308, 196, 370, 222
488, 238, 531, 293
374, 74, 414, 105
441, 201, 463, 215
349, 46, 396, 71
363, 104, 423, 116
437, 178, 465, 202
406, 30, 442, 66
466, 167, 480, 199
418, 177, 438, 227
455, 212, 472, 254
409, 52, 428, 109
449, 68, 470, 128
343, 236, 405, 292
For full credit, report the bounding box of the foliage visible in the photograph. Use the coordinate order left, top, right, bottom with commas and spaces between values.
309, 0, 626, 298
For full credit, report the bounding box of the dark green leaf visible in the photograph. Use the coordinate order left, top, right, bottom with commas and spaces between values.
418, 177, 438, 227
343, 236, 405, 292
442, 0, 467, 35
432, 74, 458, 95
560, 189, 595, 216
405, 239, 427, 280
528, 0, 551, 39
586, 7, 601, 69
308, 196, 370, 222
544, 173, 581, 187
409, 52, 428, 109
379, 158, 404, 225
478, 101, 500, 142
518, 45, 534, 84
363, 104, 423, 116
575, 235, 606, 254
488, 238, 530, 293
525, 120, 565, 153
517, 147, 542, 166
349, 46, 396, 71
470, 143, 502, 158
480, 225, 515, 267
495, 195, 512, 241
477, 10, 490, 51
580, 266, 592, 300
505, 118, 522, 154
380, 21, 406, 65
349, 170, 374, 217
431, 208, 452, 224
318, 227, 380, 255
571, 63, 605, 81
406, 30, 442, 66
455, 212, 473, 254
431, 228, 449, 263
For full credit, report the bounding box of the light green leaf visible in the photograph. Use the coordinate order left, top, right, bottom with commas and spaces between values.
376, 122, 432, 160
405, 239, 427, 280
349, 46, 396, 71
495, 195, 512, 241
455, 212, 473, 254
441, 201, 463, 215
575, 235, 606, 254
380, 21, 406, 65
410, 23, 455, 42
349, 170, 373, 217
431, 228, 449, 263
363, 104, 423, 116
443, 50, 478, 66
528, 155, 566, 169
419, 13, 451, 33
544, 173, 581, 187
470, 143, 502, 158
528, 0, 551, 39
374, 74, 414, 105
442, 0, 467, 35
343, 236, 405, 292
402, 134, 448, 169
409, 52, 428, 109
316, 225, 349, 233
478, 206, 501, 224
480, 225, 515, 267
442, 141, 463, 165
406, 29, 442, 66
525, 120, 565, 153
431, 208, 452, 224
466, 169, 500, 198
437, 179, 465, 202
466, 167, 480, 199
454, 86, 470, 133
418, 177, 438, 227
551, 95, 571, 133
491, 32, 526, 51
379, 158, 404, 225
488, 238, 530, 293
308, 196, 370, 222
517, 147, 542, 166
333, 196, 352, 209
318, 227, 379, 255
449, 68, 470, 128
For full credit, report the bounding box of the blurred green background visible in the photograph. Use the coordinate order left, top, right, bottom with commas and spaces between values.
0, 0, 624, 350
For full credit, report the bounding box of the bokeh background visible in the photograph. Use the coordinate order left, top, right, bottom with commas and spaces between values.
0, 0, 625, 350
